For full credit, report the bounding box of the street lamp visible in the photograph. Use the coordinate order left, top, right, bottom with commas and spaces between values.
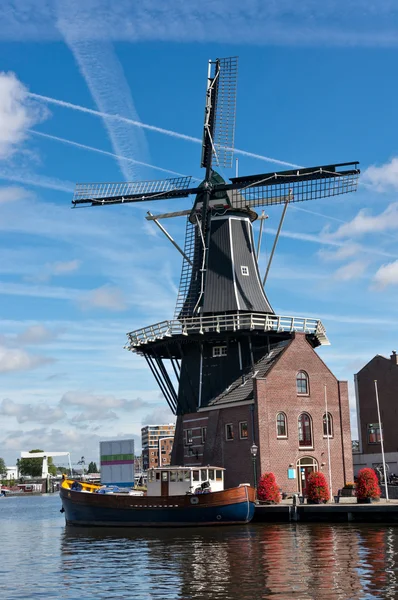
250, 443, 258, 491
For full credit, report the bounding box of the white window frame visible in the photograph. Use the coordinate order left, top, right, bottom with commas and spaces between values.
241, 265, 249, 276
225, 423, 234, 441
276, 412, 288, 439
213, 345, 227, 357
323, 412, 334, 439
185, 429, 193, 445
239, 421, 248, 440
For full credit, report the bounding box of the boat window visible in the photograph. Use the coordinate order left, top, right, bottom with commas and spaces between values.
216, 470, 223, 481
156, 472, 160, 481
193, 470, 200, 482
184, 471, 191, 482
170, 471, 177, 482
161, 471, 168, 482
201, 469, 208, 482
178, 471, 184, 482
208, 469, 215, 480
148, 471, 154, 483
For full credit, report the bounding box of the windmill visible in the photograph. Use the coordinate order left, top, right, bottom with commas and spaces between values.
72, 56, 359, 417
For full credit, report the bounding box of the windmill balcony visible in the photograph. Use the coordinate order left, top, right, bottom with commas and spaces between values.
125, 313, 329, 351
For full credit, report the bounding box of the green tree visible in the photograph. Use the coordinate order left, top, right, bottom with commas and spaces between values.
87, 461, 98, 473
19, 449, 57, 477
0, 457, 7, 478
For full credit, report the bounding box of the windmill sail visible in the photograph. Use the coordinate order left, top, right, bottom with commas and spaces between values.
72, 176, 193, 206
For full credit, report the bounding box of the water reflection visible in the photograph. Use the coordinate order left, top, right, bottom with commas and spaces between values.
60, 523, 398, 599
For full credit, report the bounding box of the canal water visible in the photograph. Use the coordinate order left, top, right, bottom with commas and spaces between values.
1, 495, 398, 599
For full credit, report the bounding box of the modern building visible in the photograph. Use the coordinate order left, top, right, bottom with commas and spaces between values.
100, 439, 135, 487
141, 424, 175, 470
172, 332, 353, 496
353, 351, 398, 477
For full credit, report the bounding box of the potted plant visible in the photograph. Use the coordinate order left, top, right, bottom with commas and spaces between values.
257, 472, 281, 504
306, 471, 329, 504
341, 482, 356, 497
356, 468, 380, 503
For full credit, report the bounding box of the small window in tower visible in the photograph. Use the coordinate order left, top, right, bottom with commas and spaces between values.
185, 429, 193, 445
241, 265, 249, 276
213, 346, 227, 357
225, 423, 234, 441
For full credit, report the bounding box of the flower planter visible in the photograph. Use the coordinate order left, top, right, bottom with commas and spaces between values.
357, 497, 372, 504
341, 487, 356, 497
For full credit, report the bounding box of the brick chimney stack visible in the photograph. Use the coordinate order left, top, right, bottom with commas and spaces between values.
391, 350, 398, 365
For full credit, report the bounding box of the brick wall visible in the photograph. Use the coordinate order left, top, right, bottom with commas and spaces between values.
172, 333, 353, 495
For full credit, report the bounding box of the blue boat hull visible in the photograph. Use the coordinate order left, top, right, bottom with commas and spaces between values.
60, 484, 255, 527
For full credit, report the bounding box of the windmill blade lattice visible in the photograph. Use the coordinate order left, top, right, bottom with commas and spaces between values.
229, 163, 359, 210
212, 56, 238, 169
72, 176, 193, 206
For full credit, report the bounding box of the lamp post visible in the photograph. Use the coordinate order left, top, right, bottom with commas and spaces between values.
250, 443, 258, 491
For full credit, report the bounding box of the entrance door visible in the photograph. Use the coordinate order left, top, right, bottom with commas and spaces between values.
296, 457, 318, 496
161, 471, 169, 497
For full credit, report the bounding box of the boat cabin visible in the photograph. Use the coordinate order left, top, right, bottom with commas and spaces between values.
147, 466, 225, 497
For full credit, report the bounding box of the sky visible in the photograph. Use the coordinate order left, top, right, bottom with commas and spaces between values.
1, 0, 398, 468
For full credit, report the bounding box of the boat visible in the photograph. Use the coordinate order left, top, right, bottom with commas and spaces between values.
60, 466, 255, 527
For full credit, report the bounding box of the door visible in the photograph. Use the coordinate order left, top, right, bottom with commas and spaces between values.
161, 471, 169, 497
297, 457, 318, 496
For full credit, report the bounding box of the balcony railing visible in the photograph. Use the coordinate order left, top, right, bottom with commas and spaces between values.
125, 313, 330, 349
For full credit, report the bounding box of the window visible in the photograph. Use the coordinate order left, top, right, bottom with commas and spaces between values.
193, 470, 200, 482
368, 423, 381, 444
216, 470, 223, 481
170, 471, 177, 482
201, 469, 208, 481
323, 413, 333, 438
185, 429, 193, 445
296, 371, 309, 395
241, 265, 249, 276
201, 427, 207, 444
298, 413, 312, 447
213, 346, 227, 357
225, 423, 234, 441
239, 421, 248, 439
208, 469, 215, 480
277, 412, 287, 438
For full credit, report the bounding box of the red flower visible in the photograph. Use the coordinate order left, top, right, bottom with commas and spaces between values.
306, 471, 329, 502
355, 468, 381, 499
257, 472, 281, 503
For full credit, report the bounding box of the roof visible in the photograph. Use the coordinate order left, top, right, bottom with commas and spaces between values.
207, 339, 291, 407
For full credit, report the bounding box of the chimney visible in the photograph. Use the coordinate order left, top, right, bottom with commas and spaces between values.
391, 350, 398, 365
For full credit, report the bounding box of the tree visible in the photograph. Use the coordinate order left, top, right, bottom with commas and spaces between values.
0, 457, 7, 478
19, 449, 57, 477
257, 472, 281, 504
87, 462, 98, 474
307, 471, 329, 503
356, 468, 381, 500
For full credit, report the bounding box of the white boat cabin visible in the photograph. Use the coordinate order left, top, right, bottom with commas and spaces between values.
147, 466, 225, 497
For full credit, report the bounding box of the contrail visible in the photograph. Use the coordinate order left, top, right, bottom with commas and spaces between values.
29, 130, 192, 179
27, 92, 299, 169
0, 170, 74, 193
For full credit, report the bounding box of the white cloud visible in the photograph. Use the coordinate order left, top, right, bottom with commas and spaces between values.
51, 259, 81, 275
334, 260, 368, 281
60, 391, 148, 410
16, 325, 60, 345
0, 398, 65, 424
373, 260, 398, 288
318, 243, 361, 262
142, 406, 176, 426
0, 72, 47, 158
362, 158, 398, 192
79, 284, 127, 311
0, 186, 29, 204
330, 203, 398, 239
0, 345, 53, 373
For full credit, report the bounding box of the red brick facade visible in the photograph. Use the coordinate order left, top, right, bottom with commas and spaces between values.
172, 333, 353, 495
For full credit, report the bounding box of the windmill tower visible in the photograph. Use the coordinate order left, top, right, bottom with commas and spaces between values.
72, 57, 359, 441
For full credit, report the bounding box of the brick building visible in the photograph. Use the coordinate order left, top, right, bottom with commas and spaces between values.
141, 424, 175, 470
353, 351, 398, 476
172, 333, 353, 496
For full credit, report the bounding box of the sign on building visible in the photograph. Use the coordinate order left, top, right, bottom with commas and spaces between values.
100, 439, 135, 487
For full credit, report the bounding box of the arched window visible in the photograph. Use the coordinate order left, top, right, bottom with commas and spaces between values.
296, 371, 309, 395
277, 412, 287, 438
298, 413, 312, 447
323, 413, 333, 438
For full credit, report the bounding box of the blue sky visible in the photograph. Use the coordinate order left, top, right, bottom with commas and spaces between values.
1, 1, 398, 467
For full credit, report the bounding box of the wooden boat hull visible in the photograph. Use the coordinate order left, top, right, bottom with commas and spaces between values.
60, 481, 255, 527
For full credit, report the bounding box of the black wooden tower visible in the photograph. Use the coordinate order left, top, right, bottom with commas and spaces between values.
72, 57, 360, 417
